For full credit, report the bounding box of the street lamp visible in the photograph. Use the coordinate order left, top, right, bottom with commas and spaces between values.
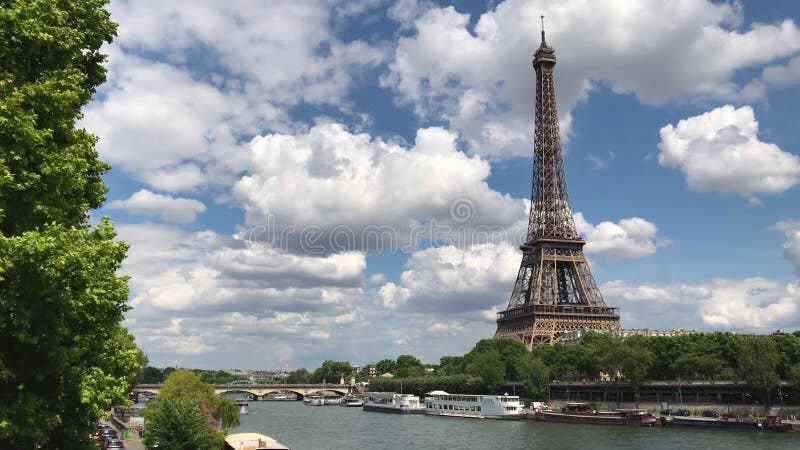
777, 385, 787, 406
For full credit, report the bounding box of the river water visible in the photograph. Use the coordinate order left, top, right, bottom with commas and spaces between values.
229, 400, 797, 450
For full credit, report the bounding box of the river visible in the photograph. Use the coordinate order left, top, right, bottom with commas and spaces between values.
229, 400, 797, 449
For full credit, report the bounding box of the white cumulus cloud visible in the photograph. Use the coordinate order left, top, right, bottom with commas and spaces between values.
574, 212, 669, 260
603, 278, 800, 332
377, 243, 520, 315
383, 0, 800, 158
233, 123, 524, 253
108, 189, 206, 223
84, 0, 387, 192
658, 105, 800, 198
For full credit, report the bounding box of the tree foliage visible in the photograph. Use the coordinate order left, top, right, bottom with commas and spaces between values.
312, 360, 352, 383
515, 353, 549, 400
142, 367, 165, 384
368, 374, 485, 397
286, 368, 311, 384
0, 1, 143, 448
143, 397, 222, 450
789, 363, 800, 398
376, 358, 396, 375
395, 354, 425, 378
463, 339, 527, 381
465, 349, 505, 393
0, 0, 115, 235
735, 335, 780, 409
0, 220, 140, 448
438, 356, 464, 376
155, 370, 240, 430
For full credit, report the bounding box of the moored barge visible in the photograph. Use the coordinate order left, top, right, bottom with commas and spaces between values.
661, 414, 791, 432
534, 403, 657, 426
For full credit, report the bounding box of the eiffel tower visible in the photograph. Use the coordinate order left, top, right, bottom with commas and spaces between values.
495, 20, 620, 350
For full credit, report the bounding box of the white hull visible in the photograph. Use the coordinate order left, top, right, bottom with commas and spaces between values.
306, 396, 324, 406
363, 393, 426, 414
425, 410, 521, 420
424, 391, 523, 420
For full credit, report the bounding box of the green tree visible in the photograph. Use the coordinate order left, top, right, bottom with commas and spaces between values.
143, 397, 222, 450
0, 222, 141, 448
465, 349, 505, 392
671, 350, 726, 380
395, 354, 425, 378
789, 363, 800, 398
618, 339, 654, 404
376, 359, 396, 375
438, 356, 465, 375
286, 368, 311, 384
0, 0, 114, 235
515, 353, 549, 400
736, 335, 780, 410
312, 360, 352, 383
142, 367, 165, 384
0, 1, 144, 448
769, 333, 800, 379
151, 370, 239, 431
463, 339, 527, 382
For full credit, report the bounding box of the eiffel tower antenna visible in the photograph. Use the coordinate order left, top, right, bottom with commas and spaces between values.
494, 25, 620, 350
541, 15, 545, 43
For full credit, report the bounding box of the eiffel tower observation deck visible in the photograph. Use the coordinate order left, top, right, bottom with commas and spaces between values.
495, 20, 620, 350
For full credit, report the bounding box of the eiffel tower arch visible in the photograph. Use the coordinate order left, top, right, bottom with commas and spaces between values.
494, 22, 620, 350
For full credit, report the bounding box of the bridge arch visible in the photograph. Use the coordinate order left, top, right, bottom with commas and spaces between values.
132, 388, 159, 396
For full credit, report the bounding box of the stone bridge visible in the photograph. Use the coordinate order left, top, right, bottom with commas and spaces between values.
135, 383, 357, 400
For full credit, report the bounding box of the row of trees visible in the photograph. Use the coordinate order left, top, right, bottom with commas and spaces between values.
536, 331, 800, 405
1, 1, 145, 448
282, 355, 429, 384
142, 367, 250, 385
369, 332, 800, 407
369, 339, 548, 399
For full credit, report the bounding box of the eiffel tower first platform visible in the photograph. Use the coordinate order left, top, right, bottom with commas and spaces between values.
494, 23, 620, 350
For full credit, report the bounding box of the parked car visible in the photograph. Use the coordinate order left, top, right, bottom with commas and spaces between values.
102, 438, 125, 449
99, 428, 118, 442
702, 410, 719, 417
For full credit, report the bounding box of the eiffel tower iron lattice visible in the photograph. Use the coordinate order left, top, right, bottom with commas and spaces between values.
494, 23, 620, 350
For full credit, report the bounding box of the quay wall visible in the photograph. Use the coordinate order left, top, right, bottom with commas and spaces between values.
546, 399, 800, 417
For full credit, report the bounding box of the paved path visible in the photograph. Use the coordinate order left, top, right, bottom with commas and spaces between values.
122, 434, 145, 450
102, 419, 144, 450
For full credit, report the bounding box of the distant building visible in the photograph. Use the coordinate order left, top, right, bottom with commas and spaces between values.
353, 363, 377, 378
559, 329, 699, 346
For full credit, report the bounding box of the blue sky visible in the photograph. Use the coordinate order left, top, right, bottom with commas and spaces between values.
84, 0, 800, 370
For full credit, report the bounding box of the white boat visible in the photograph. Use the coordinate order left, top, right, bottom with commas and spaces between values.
237, 399, 249, 415
306, 394, 324, 406
339, 396, 364, 407
363, 392, 426, 414
223, 432, 290, 450
424, 391, 523, 419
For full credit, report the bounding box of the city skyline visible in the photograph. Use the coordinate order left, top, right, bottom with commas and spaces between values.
86, 0, 800, 369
